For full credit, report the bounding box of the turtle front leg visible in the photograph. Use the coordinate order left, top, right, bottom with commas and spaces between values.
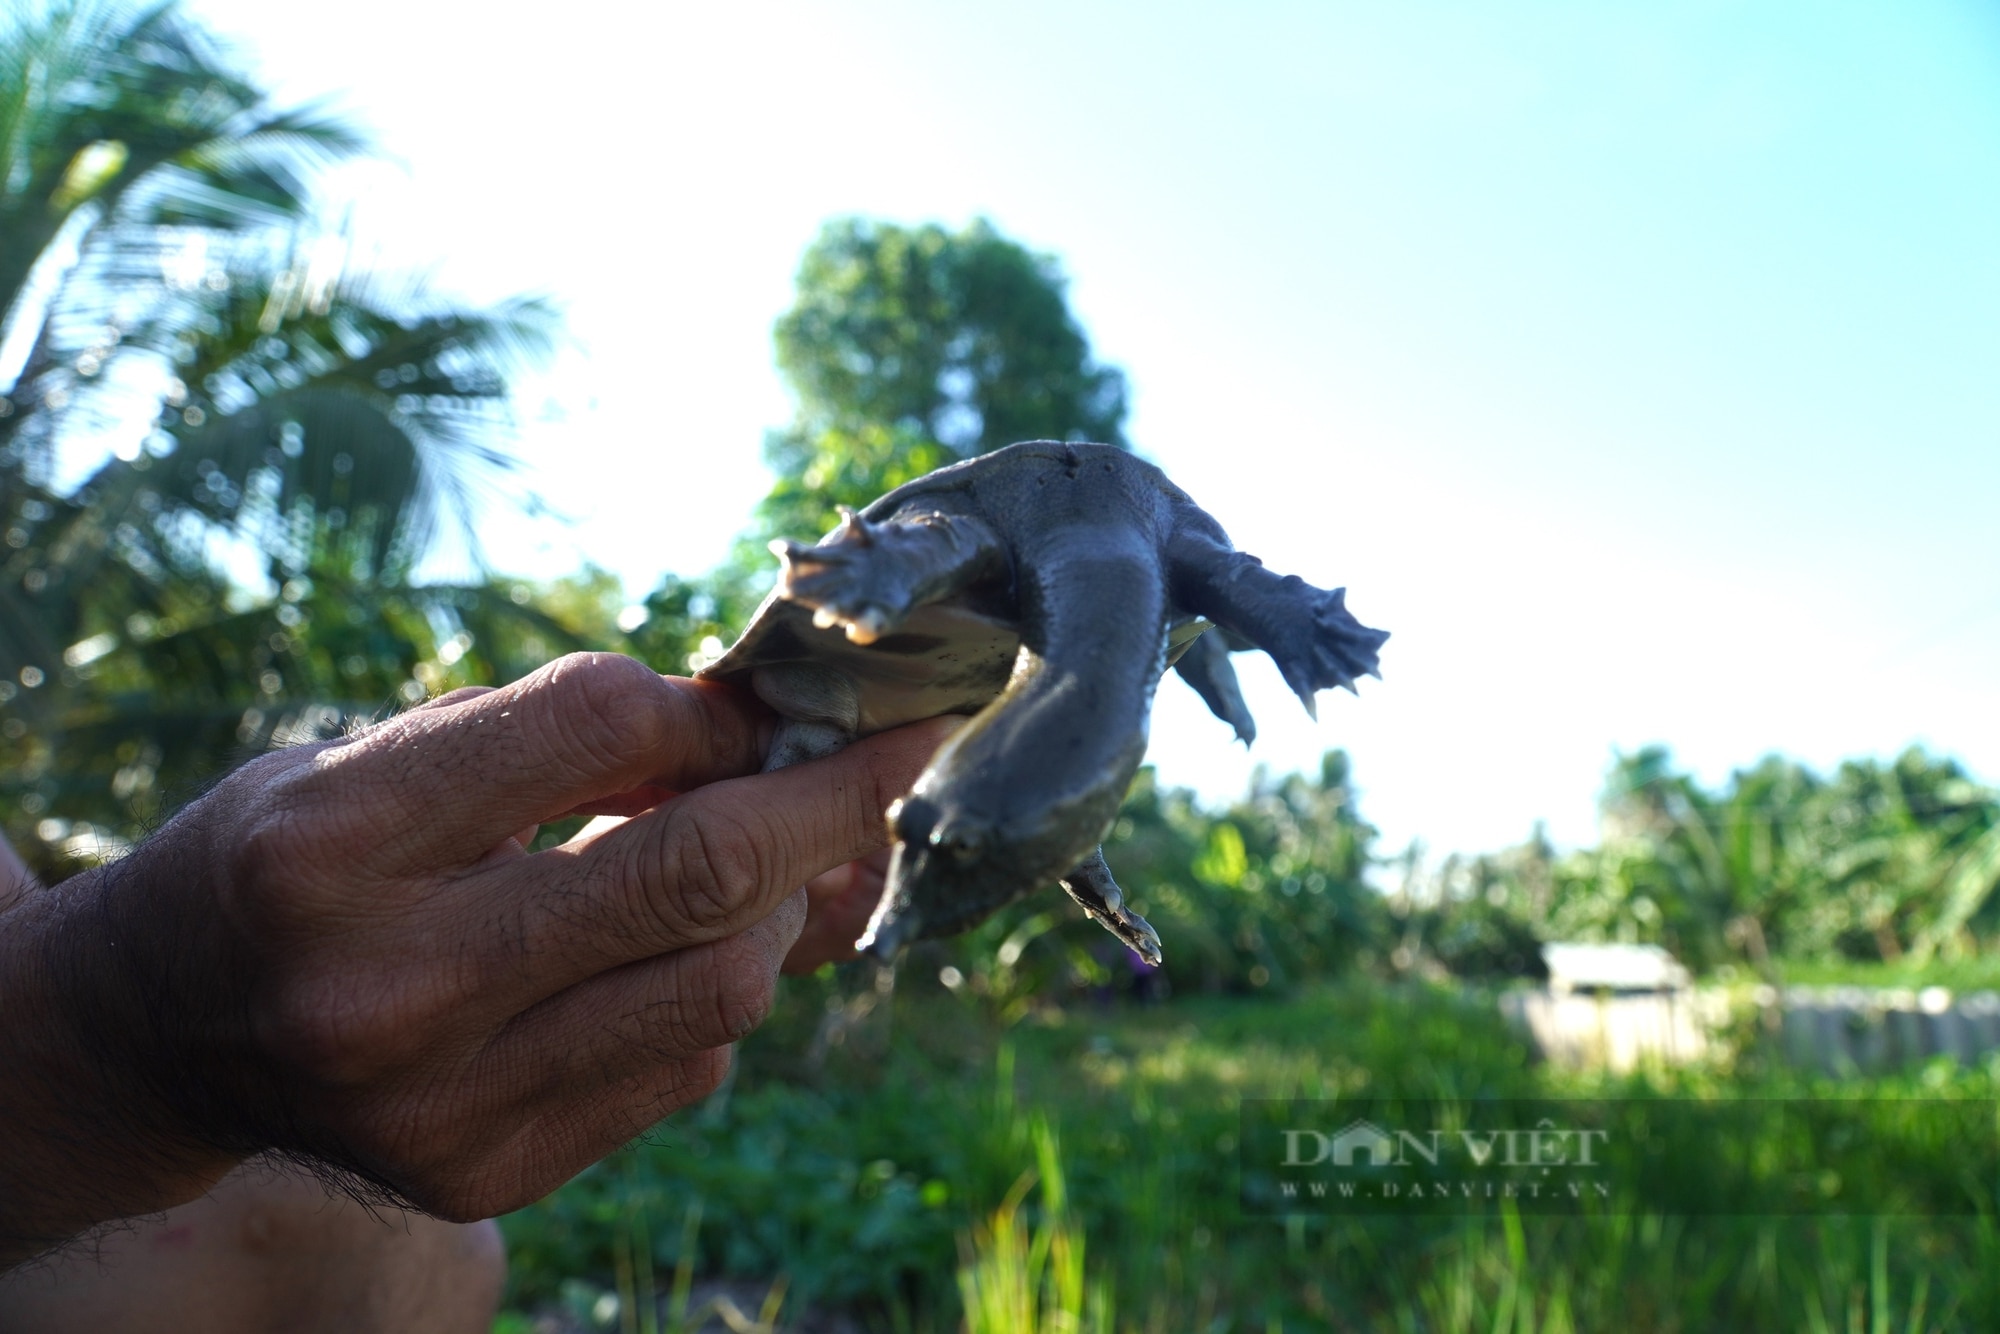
774, 508, 1007, 644
1167, 523, 1389, 718
1060, 847, 1163, 966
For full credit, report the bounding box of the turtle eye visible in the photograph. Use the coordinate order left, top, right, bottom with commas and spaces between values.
944, 830, 985, 864
890, 795, 941, 847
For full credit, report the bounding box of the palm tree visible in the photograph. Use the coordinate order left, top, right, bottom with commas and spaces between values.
2, 0, 361, 422
4, 0, 354, 676
1, 2, 573, 870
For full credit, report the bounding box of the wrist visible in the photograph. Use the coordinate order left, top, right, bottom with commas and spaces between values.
0, 855, 247, 1266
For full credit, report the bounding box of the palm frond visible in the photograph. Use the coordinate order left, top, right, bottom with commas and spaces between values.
18, 214, 559, 576
1, 0, 371, 418
2, 3, 566, 874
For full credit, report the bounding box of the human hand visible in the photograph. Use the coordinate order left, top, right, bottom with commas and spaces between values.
785, 847, 894, 974
0, 654, 948, 1261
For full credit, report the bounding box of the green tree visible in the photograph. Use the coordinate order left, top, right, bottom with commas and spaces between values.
0, 1, 360, 370
629, 216, 1134, 674
755, 217, 1128, 547
4, 0, 358, 679
0, 2, 569, 873
1409, 745, 2000, 978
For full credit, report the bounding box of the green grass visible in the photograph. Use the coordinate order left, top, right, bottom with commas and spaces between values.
1762, 955, 2000, 993
498, 972, 2000, 1332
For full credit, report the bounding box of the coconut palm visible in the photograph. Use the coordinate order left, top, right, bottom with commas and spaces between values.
4, 0, 355, 678
1, 0, 361, 424
0, 2, 571, 870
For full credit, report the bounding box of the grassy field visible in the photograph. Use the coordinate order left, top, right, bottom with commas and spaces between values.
1764, 956, 2000, 993
496, 970, 2000, 1333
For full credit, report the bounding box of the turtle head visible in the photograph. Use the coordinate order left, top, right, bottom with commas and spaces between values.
856, 772, 1122, 960
856, 790, 1078, 959
853, 661, 1146, 961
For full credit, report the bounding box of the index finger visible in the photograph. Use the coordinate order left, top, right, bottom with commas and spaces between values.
464, 716, 958, 999
321, 653, 771, 873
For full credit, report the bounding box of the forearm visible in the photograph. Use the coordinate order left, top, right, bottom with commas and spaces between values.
0, 858, 246, 1268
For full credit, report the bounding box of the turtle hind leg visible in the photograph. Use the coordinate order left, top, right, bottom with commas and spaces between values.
765, 719, 854, 771
1060, 847, 1162, 966
1263, 582, 1389, 718
774, 508, 1005, 644
1172, 628, 1257, 745
752, 662, 859, 772
1168, 528, 1388, 719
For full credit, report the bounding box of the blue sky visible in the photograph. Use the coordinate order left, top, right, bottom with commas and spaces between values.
184, 0, 2000, 858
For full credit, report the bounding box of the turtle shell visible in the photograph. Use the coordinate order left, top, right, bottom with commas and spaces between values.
701, 591, 1211, 737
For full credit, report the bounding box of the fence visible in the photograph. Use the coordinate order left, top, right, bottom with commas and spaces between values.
1760, 986, 2000, 1076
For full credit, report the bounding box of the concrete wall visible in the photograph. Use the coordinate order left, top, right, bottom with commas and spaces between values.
1498, 989, 1724, 1072
1760, 986, 2000, 1076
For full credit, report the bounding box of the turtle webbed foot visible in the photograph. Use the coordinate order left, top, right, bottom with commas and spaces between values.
1263, 583, 1390, 719
774, 508, 1002, 646
1060, 847, 1163, 966
1167, 526, 1388, 719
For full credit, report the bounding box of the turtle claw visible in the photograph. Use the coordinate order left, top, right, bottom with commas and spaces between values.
1172, 627, 1258, 745
1060, 847, 1163, 966
857, 905, 919, 961
845, 609, 889, 644
1265, 584, 1388, 718
776, 518, 920, 643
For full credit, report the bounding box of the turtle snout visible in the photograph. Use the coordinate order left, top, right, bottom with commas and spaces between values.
859, 807, 1015, 960
887, 794, 940, 846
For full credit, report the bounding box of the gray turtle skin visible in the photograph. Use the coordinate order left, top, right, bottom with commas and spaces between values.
699, 440, 1388, 964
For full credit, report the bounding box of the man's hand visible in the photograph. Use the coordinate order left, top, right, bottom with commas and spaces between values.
0, 654, 947, 1264
785, 848, 893, 974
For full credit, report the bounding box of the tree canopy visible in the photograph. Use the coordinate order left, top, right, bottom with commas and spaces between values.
0, 2, 567, 874
4, 6, 1992, 985
756, 217, 1128, 545
633, 215, 1137, 679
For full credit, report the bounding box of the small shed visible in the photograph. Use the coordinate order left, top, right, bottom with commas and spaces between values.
1501, 942, 1711, 1071
1541, 942, 1691, 997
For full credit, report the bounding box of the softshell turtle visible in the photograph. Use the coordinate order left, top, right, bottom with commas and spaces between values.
699, 440, 1388, 963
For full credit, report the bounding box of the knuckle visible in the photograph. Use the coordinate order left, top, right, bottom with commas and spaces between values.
539, 653, 676, 775
221, 806, 325, 918
684, 1046, 733, 1103
621, 1051, 734, 1134
713, 966, 778, 1044
227, 807, 299, 890
656, 808, 765, 936
642, 940, 779, 1054
595, 1056, 730, 1141
212, 745, 357, 887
